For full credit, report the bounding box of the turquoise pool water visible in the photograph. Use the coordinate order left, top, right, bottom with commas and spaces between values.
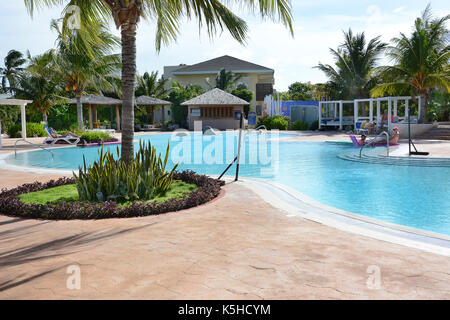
6, 133, 450, 235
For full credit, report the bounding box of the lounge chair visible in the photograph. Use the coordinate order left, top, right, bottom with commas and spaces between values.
354, 121, 369, 135
43, 126, 80, 145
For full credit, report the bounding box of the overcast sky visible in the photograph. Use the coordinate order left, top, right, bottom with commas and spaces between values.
1, 1, 449, 91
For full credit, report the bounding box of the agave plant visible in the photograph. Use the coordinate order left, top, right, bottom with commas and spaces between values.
73, 141, 178, 202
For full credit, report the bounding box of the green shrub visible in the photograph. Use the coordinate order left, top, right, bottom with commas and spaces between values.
270, 117, 289, 130
6, 122, 47, 138
291, 121, 309, 130
73, 141, 179, 202
310, 120, 319, 131
80, 131, 112, 142
256, 116, 289, 130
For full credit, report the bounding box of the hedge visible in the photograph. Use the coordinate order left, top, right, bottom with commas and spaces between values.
6, 122, 47, 138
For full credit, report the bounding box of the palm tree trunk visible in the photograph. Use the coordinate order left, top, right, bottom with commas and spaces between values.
418, 94, 428, 124
120, 27, 137, 164
76, 95, 84, 130
43, 112, 48, 126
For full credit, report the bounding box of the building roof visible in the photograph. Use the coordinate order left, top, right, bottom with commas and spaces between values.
135, 96, 172, 106
172, 55, 273, 75
181, 88, 249, 106
68, 94, 121, 105
0, 94, 33, 105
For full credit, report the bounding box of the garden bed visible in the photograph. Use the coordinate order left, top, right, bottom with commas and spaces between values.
0, 171, 224, 220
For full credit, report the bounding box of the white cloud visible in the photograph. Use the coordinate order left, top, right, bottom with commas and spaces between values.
393, 7, 405, 13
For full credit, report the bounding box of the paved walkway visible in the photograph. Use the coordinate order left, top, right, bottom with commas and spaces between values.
0, 133, 449, 299
0, 174, 449, 299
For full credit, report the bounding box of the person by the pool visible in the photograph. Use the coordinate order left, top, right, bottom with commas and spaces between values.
366, 127, 400, 146
357, 134, 367, 146
48, 127, 79, 138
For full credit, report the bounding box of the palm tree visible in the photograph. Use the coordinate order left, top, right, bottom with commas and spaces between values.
0, 50, 26, 93
25, 0, 293, 163
51, 20, 121, 130
371, 5, 449, 123
215, 68, 242, 91
316, 29, 387, 100
135, 71, 168, 98
13, 53, 65, 124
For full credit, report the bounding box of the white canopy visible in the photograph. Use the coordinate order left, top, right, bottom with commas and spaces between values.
0, 96, 33, 149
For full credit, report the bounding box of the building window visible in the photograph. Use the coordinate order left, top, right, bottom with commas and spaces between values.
256, 83, 273, 101
200, 107, 233, 118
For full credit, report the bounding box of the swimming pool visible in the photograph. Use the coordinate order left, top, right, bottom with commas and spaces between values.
5, 133, 450, 235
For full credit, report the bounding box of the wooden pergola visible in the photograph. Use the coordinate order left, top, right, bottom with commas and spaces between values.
69, 94, 122, 130
0, 96, 33, 149
135, 96, 172, 126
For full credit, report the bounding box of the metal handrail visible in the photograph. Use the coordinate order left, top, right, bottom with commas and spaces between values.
255, 125, 267, 131
359, 131, 389, 158
202, 126, 217, 135
15, 139, 54, 159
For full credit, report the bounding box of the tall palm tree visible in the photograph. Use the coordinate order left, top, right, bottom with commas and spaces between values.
215, 68, 242, 92
24, 0, 293, 163
371, 5, 449, 123
13, 52, 65, 124
51, 20, 121, 130
135, 71, 168, 98
316, 29, 387, 100
0, 50, 26, 93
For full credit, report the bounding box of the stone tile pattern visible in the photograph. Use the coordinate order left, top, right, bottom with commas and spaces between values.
0, 174, 449, 299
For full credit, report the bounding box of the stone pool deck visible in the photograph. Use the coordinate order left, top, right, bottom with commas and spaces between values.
0, 133, 449, 299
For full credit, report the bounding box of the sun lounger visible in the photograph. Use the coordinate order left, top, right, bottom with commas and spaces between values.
43, 126, 80, 145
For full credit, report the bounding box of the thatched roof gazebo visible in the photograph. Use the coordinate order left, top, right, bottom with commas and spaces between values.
68, 94, 122, 130
135, 95, 172, 126
181, 88, 249, 130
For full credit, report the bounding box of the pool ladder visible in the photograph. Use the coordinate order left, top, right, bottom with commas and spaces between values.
360, 131, 389, 158
14, 139, 54, 159
254, 125, 268, 133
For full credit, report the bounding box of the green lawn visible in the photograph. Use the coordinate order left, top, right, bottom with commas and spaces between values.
19, 181, 197, 205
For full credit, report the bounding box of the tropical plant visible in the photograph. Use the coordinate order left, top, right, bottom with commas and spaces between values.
286, 82, 313, 100
13, 52, 65, 124
291, 120, 308, 130
80, 131, 114, 143
231, 84, 253, 116
316, 29, 387, 100
167, 82, 205, 126
135, 71, 168, 98
429, 90, 450, 121
0, 172, 223, 220
51, 20, 121, 130
371, 4, 450, 123
215, 68, 242, 91
24, 0, 293, 164
0, 50, 26, 93
0, 105, 20, 132
6, 122, 47, 138
73, 141, 178, 202
257, 115, 289, 130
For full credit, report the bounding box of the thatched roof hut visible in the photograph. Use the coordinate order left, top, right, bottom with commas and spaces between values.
135, 96, 172, 126
181, 88, 249, 106
181, 88, 248, 130
68, 94, 122, 130
135, 96, 172, 106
